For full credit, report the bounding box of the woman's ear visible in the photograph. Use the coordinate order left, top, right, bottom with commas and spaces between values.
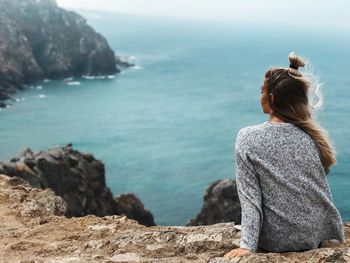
269, 93, 274, 104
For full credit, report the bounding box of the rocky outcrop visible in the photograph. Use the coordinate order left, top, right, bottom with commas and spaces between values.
0, 143, 155, 226
0, 174, 349, 262
187, 179, 241, 226
0, 0, 132, 106
115, 193, 156, 227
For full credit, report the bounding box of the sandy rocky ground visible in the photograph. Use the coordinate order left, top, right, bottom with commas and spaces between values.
0, 174, 349, 263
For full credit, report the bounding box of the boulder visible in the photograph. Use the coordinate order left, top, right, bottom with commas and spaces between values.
187, 179, 241, 226
115, 193, 155, 227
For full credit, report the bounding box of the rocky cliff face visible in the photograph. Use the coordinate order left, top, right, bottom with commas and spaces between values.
0, 174, 349, 262
0, 0, 131, 105
0, 144, 155, 227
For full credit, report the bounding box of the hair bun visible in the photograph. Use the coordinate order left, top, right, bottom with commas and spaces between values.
288, 52, 305, 70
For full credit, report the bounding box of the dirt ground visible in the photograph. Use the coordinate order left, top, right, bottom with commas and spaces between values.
0, 174, 349, 263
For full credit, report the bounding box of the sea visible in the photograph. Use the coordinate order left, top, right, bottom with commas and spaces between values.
0, 10, 349, 226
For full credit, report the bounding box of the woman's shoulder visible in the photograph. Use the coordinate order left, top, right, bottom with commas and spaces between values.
235, 122, 267, 150
237, 122, 266, 140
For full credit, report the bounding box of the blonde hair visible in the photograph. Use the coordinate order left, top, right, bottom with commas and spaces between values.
264, 52, 336, 174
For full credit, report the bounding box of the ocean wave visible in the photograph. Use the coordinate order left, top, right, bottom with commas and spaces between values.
118, 54, 136, 62
82, 75, 113, 80
66, 81, 81, 86
82, 75, 96, 80
82, 74, 116, 80
43, 79, 50, 83
36, 86, 43, 90
38, 94, 46, 98
13, 97, 25, 102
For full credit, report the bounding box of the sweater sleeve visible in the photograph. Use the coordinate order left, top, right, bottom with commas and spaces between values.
235, 145, 263, 252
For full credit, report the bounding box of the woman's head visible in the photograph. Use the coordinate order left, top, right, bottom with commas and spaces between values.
261, 52, 310, 120
261, 52, 336, 174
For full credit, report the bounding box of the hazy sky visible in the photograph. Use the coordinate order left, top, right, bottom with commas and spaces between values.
57, 0, 349, 30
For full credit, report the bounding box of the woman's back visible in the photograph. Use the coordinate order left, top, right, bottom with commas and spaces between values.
235, 121, 345, 252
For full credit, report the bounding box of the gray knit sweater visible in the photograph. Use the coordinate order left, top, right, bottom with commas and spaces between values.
234, 121, 345, 253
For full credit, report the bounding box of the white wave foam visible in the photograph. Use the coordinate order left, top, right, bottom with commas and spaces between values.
36, 86, 43, 90
38, 94, 46, 98
117, 54, 136, 61
82, 75, 96, 80
43, 79, 50, 83
132, 65, 142, 70
83, 74, 115, 80
83, 75, 114, 80
67, 81, 81, 86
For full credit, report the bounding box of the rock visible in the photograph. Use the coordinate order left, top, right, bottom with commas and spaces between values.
0, 161, 43, 188
0, 0, 132, 105
0, 174, 67, 218
1, 144, 116, 216
187, 179, 241, 226
115, 193, 156, 227
0, 143, 155, 226
10, 147, 35, 162
0, 174, 349, 262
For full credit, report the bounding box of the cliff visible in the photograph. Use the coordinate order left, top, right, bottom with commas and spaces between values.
0, 0, 131, 106
0, 144, 155, 227
0, 174, 349, 262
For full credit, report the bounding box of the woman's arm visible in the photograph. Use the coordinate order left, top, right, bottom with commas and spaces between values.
235, 148, 263, 252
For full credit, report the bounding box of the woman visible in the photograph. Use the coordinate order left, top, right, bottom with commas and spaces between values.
224, 52, 345, 258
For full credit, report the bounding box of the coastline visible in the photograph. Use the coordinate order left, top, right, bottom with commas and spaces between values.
0, 0, 133, 108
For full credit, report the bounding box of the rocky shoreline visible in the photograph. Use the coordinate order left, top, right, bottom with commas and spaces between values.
0, 0, 132, 107
0, 144, 155, 227
0, 142, 241, 228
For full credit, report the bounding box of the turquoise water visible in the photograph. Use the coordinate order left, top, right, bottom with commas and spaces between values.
0, 11, 349, 225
